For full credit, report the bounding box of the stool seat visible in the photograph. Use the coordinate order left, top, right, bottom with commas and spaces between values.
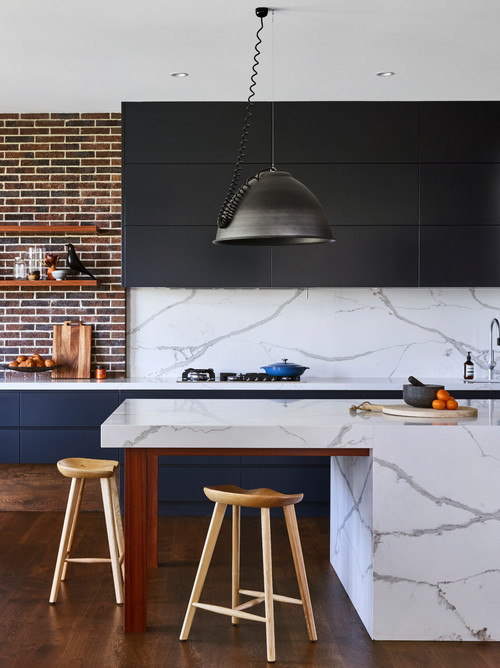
204, 484, 303, 508
57, 457, 119, 479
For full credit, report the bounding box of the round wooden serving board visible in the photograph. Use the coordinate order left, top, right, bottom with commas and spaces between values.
377, 404, 478, 418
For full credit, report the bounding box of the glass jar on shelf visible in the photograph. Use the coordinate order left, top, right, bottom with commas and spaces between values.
28, 245, 45, 278
13, 256, 27, 279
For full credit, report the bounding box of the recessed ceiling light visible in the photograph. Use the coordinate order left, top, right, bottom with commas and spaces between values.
376, 71, 395, 77
171, 72, 189, 78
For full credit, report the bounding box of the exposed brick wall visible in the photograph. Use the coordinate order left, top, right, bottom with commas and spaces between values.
0, 113, 125, 376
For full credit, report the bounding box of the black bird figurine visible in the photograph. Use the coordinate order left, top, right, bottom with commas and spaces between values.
65, 243, 96, 280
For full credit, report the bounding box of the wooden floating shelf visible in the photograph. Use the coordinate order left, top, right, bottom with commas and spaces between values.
0, 280, 98, 287
0, 225, 119, 235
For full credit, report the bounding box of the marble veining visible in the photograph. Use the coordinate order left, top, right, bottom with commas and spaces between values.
127, 287, 500, 379
102, 397, 500, 640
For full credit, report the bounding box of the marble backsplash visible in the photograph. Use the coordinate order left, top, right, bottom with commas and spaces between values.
127, 287, 500, 380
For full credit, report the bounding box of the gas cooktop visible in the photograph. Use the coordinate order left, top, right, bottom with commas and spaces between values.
180, 368, 301, 382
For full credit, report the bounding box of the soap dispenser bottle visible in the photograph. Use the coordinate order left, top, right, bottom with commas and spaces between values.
464, 351, 474, 380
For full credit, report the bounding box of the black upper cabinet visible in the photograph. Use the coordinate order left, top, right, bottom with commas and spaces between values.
274, 102, 418, 163
122, 101, 500, 288
272, 226, 418, 287
420, 164, 500, 225
123, 163, 266, 226
123, 102, 272, 164
420, 226, 500, 287
420, 102, 500, 162
280, 164, 418, 226
124, 226, 271, 288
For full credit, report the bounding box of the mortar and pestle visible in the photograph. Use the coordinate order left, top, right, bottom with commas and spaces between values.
402, 376, 444, 408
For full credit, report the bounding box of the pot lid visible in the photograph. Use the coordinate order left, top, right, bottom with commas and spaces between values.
264, 358, 308, 368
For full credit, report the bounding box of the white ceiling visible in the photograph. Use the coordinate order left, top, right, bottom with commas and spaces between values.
2, 0, 500, 112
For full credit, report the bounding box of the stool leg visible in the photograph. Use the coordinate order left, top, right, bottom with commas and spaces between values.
49, 477, 84, 603
231, 504, 240, 624
110, 471, 125, 579
283, 505, 317, 641
180, 501, 227, 640
61, 477, 85, 581
101, 477, 124, 605
261, 507, 275, 663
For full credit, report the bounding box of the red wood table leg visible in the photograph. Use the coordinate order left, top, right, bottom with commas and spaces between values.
124, 448, 148, 632
147, 453, 159, 568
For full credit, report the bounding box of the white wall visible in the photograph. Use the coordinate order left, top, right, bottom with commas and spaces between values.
127, 287, 500, 380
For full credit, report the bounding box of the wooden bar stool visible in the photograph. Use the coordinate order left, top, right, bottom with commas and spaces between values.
180, 484, 317, 663
49, 458, 124, 605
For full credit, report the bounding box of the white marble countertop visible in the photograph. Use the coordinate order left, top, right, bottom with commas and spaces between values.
0, 374, 499, 391
101, 397, 497, 450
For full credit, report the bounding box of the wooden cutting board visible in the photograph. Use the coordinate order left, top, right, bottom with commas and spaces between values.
353, 402, 478, 418
52, 320, 91, 378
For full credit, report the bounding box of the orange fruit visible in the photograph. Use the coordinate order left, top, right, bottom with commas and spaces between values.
436, 389, 450, 401
446, 399, 458, 410
432, 399, 446, 410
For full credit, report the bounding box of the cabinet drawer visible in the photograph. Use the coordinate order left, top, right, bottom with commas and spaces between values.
20, 429, 119, 463
0, 392, 19, 426
0, 430, 20, 463
20, 391, 119, 428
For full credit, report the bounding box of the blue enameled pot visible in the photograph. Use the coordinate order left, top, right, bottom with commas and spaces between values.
261, 358, 309, 378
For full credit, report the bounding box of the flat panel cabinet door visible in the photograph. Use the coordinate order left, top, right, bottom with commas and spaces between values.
0, 392, 19, 426
20, 391, 119, 427
20, 429, 118, 464
123, 164, 266, 226
0, 430, 19, 463
281, 163, 418, 226
420, 102, 500, 162
275, 102, 418, 163
272, 226, 418, 287
420, 226, 500, 287
420, 164, 500, 225
123, 226, 271, 288
123, 102, 271, 164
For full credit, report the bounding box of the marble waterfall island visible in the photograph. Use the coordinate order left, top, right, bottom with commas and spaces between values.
101, 397, 500, 640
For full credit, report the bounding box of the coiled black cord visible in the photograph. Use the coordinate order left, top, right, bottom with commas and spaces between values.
217, 11, 267, 228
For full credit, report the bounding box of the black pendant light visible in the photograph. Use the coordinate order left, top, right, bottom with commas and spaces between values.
213, 8, 334, 246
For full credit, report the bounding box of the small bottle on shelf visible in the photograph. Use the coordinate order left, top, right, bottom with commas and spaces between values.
95, 365, 106, 380
464, 351, 474, 380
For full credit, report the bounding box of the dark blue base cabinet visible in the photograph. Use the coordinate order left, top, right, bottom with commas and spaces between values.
3, 387, 487, 516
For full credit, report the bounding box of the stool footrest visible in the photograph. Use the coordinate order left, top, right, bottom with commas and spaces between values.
65, 557, 112, 564
235, 596, 265, 611
193, 602, 266, 623
240, 588, 302, 606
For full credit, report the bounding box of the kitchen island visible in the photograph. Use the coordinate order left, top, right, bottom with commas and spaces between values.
101, 397, 500, 640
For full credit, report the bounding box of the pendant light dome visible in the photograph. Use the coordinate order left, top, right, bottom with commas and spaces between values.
214, 170, 332, 245
213, 8, 335, 247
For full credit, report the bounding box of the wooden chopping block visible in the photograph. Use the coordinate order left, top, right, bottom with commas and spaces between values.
52, 320, 91, 378
350, 402, 478, 418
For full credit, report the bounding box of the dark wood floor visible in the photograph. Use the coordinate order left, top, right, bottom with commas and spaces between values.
1, 512, 500, 667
